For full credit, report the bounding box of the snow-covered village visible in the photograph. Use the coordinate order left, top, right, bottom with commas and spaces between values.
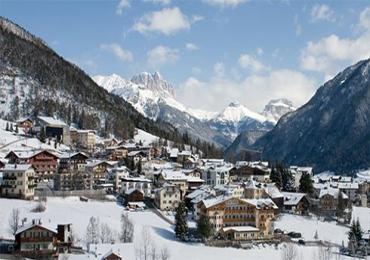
1, 1, 370, 260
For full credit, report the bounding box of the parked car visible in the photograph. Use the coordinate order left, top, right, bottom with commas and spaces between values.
287, 232, 302, 238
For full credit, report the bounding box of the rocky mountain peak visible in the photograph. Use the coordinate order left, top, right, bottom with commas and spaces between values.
130, 72, 175, 98
262, 98, 295, 123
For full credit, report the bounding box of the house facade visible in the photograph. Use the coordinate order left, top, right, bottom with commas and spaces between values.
54, 152, 91, 191
1, 164, 35, 199
197, 196, 277, 239
6, 150, 59, 181
154, 183, 181, 211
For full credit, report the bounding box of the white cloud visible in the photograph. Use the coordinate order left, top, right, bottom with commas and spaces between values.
132, 7, 193, 35
100, 43, 133, 62
202, 0, 249, 8
143, 0, 171, 4
178, 67, 316, 112
191, 67, 202, 75
116, 0, 130, 15
213, 62, 226, 78
256, 48, 264, 55
191, 15, 204, 23
310, 4, 335, 22
294, 15, 302, 36
359, 6, 370, 30
147, 45, 179, 67
238, 54, 266, 73
185, 43, 199, 51
300, 8, 370, 79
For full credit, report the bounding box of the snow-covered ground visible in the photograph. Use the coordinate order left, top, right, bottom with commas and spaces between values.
0, 119, 70, 155
275, 214, 348, 245
0, 197, 365, 260
134, 128, 159, 146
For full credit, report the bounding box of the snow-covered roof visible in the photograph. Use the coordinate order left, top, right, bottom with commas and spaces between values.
186, 176, 204, 183
242, 198, 278, 209
169, 148, 179, 158
222, 226, 259, 232
264, 183, 284, 199
161, 170, 187, 181
3, 164, 33, 172
127, 150, 146, 157
202, 195, 230, 209
16, 221, 57, 235
337, 182, 359, 190
38, 116, 67, 126
319, 187, 348, 199
60, 152, 89, 159
125, 188, 143, 195
102, 249, 121, 259
178, 150, 191, 156
122, 176, 151, 183
6, 149, 59, 159
282, 192, 307, 206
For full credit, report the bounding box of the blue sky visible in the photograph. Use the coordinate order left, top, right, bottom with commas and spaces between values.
1, 0, 370, 112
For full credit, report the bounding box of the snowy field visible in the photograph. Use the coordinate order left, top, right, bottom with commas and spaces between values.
275, 214, 349, 245
0, 197, 367, 259
134, 129, 159, 146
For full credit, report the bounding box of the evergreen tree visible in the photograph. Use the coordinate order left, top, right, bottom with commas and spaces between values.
9, 123, 14, 132
337, 192, 346, 218
299, 173, 314, 194
348, 219, 363, 248
174, 201, 188, 241
39, 127, 46, 143
137, 159, 142, 174
355, 219, 363, 242
15, 125, 19, 134
196, 214, 213, 241
5, 122, 9, 131
270, 167, 282, 189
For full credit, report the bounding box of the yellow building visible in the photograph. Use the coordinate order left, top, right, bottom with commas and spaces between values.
197, 196, 277, 240
70, 129, 96, 150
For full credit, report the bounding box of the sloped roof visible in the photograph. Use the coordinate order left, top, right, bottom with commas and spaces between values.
16, 222, 57, 235
282, 192, 307, 206
38, 116, 67, 126
3, 164, 33, 172
222, 226, 259, 232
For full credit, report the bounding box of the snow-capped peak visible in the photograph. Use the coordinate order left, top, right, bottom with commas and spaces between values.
130, 72, 175, 98
215, 102, 267, 123
262, 98, 296, 123
93, 73, 131, 93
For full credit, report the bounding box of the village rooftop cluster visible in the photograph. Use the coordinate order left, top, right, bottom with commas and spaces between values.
0, 116, 369, 259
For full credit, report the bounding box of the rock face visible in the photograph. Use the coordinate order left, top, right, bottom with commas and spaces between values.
262, 99, 295, 124
255, 59, 370, 173
224, 129, 266, 162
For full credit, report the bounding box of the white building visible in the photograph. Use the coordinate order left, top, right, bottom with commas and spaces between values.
121, 176, 152, 197
199, 163, 233, 186
2, 164, 35, 199
154, 183, 181, 211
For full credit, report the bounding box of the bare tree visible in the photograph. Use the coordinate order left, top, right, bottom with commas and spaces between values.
120, 212, 134, 243
160, 246, 170, 260
150, 241, 157, 260
281, 243, 298, 260
85, 216, 100, 249
100, 222, 115, 243
317, 245, 332, 260
8, 208, 20, 236
135, 226, 153, 260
